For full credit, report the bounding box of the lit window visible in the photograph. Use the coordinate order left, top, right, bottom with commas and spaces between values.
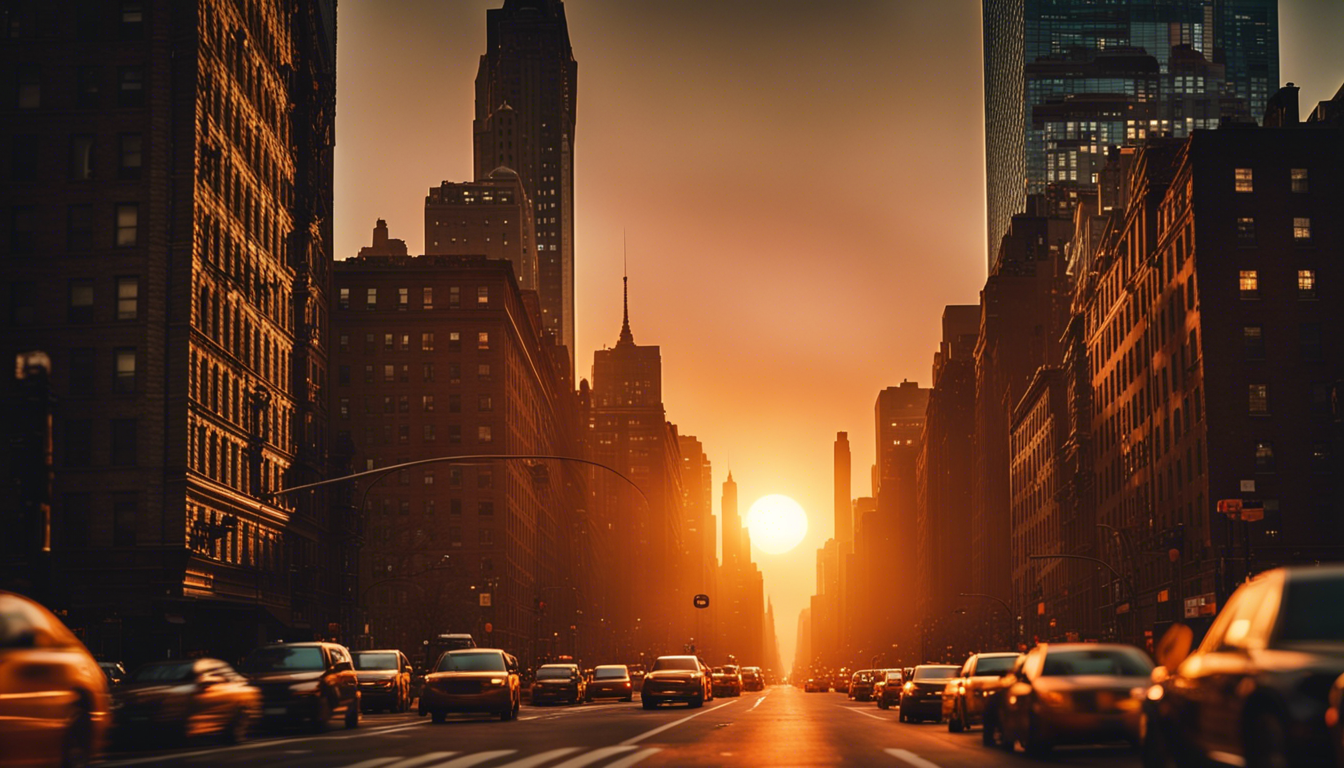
1234, 168, 1253, 193
422, 395, 435, 411
398, 288, 408, 309
1236, 217, 1255, 244
478, 331, 490, 350
1248, 384, 1268, 415
383, 364, 394, 382
422, 332, 434, 351
477, 364, 490, 381
478, 426, 492, 443
1293, 217, 1311, 242
1255, 442, 1274, 470
1291, 168, 1308, 193
450, 286, 460, 307
366, 288, 377, 309
1298, 270, 1316, 299
1239, 270, 1258, 298
339, 288, 349, 309
383, 333, 393, 351
116, 204, 138, 247
116, 276, 138, 320
423, 286, 433, 309
477, 286, 489, 305
114, 348, 136, 394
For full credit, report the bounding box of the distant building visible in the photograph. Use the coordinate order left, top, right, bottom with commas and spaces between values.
1009, 367, 1068, 645
677, 434, 717, 656
425, 167, 538, 294
0, 0, 342, 664
474, 0, 578, 369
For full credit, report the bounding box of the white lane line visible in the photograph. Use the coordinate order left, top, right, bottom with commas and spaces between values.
549, 746, 636, 768
748, 694, 768, 712
620, 699, 739, 746
100, 722, 426, 766
838, 704, 889, 722
429, 751, 517, 768
386, 753, 458, 768
602, 749, 660, 768
492, 748, 582, 768
885, 748, 943, 768
336, 759, 402, 768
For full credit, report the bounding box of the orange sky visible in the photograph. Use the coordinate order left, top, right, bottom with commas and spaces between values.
335, 0, 1344, 674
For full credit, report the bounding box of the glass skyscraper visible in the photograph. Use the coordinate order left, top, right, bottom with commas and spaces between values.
983, 0, 1278, 270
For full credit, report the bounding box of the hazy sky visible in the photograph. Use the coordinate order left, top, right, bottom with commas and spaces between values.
335, 0, 1344, 673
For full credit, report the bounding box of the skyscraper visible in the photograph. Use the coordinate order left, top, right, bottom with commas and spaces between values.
983, 0, 1278, 269
834, 432, 852, 547
474, 0, 578, 370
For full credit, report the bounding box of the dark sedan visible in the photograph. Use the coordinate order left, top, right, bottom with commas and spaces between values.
586, 664, 634, 702
900, 664, 959, 723
419, 649, 521, 722
113, 659, 259, 745
642, 655, 712, 708
1143, 565, 1344, 768
240, 642, 360, 732
530, 663, 585, 706
876, 670, 903, 709
353, 649, 411, 713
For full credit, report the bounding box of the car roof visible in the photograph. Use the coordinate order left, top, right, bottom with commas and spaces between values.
539, 663, 577, 668
357, 649, 402, 654
594, 664, 627, 669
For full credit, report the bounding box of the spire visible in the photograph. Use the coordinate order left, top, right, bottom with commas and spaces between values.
618, 233, 634, 346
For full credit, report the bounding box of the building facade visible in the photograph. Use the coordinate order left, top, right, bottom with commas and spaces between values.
424, 167, 538, 294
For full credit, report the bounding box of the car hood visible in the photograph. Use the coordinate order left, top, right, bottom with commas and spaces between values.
247, 670, 324, 684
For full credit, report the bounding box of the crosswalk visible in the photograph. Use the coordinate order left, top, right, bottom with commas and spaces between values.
335, 746, 661, 768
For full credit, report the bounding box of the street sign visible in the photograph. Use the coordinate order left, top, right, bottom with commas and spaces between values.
1217, 499, 1243, 515
484, 622, 493, 633
693, 594, 710, 609
479, 592, 492, 607
1240, 479, 1256, 492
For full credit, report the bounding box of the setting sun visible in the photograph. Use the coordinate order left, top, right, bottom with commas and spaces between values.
745, 495, 809, 555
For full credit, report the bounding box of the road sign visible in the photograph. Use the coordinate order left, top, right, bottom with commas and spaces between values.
693, 594, 710, 609
484, 622, 493, 633
479, 592, 492, 607
1217, 499, 1243, 515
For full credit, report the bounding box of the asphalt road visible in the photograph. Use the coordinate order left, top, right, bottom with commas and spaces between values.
99, 687, 1142, 767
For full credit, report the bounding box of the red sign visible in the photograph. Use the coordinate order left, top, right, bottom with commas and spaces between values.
484, 622, 493, 633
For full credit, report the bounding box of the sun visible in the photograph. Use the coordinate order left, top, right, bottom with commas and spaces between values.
745, 495, 809, 555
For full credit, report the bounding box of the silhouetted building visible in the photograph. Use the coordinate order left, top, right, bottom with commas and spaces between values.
718, 472, 764, 665
677, 434, 717, 657
983, 0, 1278, 268
0, 0, 342, 664
360, 218, 409, 258
331, 245, 587, 665
474, 0, 578, 369
1010, 367, 1068, 645
425, 167, 538, 293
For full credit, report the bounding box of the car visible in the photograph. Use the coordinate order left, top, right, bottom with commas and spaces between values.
642, 655, 712, 708
741, 666, 765, 692
848, 669, 877, 701
352, 649, 412, 713
112, 658, 260, 745
98, 661, 127, 688
0, 590, 111, 767
240, 641, 360, 731
876, 669, 903, 709
995, 642, 1151, 756
531, 663, 585, 705
804, 677, 827, 693
1142, 565, 1344, 768
1329, 673, 1344, 768
941, 651, 1020, 733
899, 664, 959, 723
711, 665, 743, 697
834, 669, 851, 694
586, 664, 634, 702
420, 648, 521, 722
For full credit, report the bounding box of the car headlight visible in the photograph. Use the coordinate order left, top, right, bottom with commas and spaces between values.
290, 681, 321, 694
487, 678, 506, 686
902, 682, 914, 693
1039, 690, 1070, 708
1145, 685, 1164, 702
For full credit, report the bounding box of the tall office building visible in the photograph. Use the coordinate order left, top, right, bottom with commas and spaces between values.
834, 432, 852, 547
425, 168, 538, 293
0, 1, 342, 663
474, 0, 577, 369
983, 0, 1278, 269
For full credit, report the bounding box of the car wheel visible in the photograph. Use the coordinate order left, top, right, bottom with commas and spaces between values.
899, 710, 908, 723
1244, 708, 1290, 768
61, 706, 93, 768
345, 694, 361, 729
949, 703, 964, 733
984, 707, 1010, 751
642, 697, 657, 709
431, 711, 446, 724
878, 700, 889, 710
690, 693, 704, 709
1021, 713, 1053, 757
224, 707, 249, 744
312, 697, 333, 732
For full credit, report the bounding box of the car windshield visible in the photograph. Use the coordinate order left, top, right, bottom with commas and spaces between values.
885, 672, 902, 682
354, 652, 399, 670
652, 657, 698, 671
130, 661, 196, 682
855, 671, 873, 682
975, 656, 1017, 676
912, 666, 958, 681
437, 651, 505, 672
1278, 578, 1344, 643
243, 646, 325, 672
594, 667, 627, 679
536, 667, 572, 679
1040, 649, 1153, 676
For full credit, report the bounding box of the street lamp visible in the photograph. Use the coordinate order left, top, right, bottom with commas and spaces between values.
1028, 553, 1133, 643
958, 592, 1017, 649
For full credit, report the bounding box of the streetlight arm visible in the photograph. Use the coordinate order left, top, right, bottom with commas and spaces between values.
1027, 553, 1125, 583
958, 592, 1012, 617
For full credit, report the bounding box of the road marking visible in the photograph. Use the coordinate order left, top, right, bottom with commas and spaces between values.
492, 748, 581, 768
100, 722, 427, 766
885, 748, 943, 768
748, 694, 768, 712
839, 705, 889, 721
429, 751, 516, 767
549, 746, 637, 767
620, 699, 738, 745
386, 753, 458, 768
603, 749, 660, 768
335, 760, 401, 768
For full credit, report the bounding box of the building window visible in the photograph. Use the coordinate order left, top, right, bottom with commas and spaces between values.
338, 398, 349, 419
422, 395, 435, 411
1298, 270, 1316, 300
398, 287, 408, 310
339, 288, 349, 310
1293, 217, 1311, 242
424, 472, 434, 486
478, 501, 494, 516
449, 286, 460, 307
479, 395, 492, 412
477, 286, 489, 305
448, 364, 460, 385
11, 135, 37, 180
383, 333, 393, 351
338, 334, 349, 353
114, 348, 136, 394
399, 395, 409, 413
10, 206, 35, 252
117, 67, 144, 107
112, 492, 137, 546
366, 288, 377, 309
362, 365, 374, 383
478, 469, 493, 489
449, 527, 462, 547
1234, 168, 1253, 193
1291, 168, 1308, 193
399, 334, 409, 352
119, 1, 145, 37
110, 419, 137, 465
425, 499, 436, 516
1300, 323, 1322, 360
449, 331, 461, 351
423, 363, 434, 382
398, 425, 409, 444
422, 332, 434, 351
1239, 270, 1258, 299
1255, 441, 1275, 471
69, 348, 95, 396
116, 276, 138, 320
422, 286, 433, 309
118, 134, 142, 179
478, 425, 492, 443
448, 424, 461, 444
449, 394, 461, 413
449, 468, 462, 489
69, 135, 94, 181
1248, 384, 1268, 415
115, 204, 138, 247
1243, 326, 1264, 359
477, 364, 490, 381
338, 365, 350, 385
422, 424, 437, 442
479, 528, 494, 546
383, 364, 394, 382
65, 420, 93, 466
1236, 217, 1255, 244
68, 280, 94, 323
478, 331, 490, 351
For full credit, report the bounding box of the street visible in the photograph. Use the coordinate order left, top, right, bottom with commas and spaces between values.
100, 686, 1141, 767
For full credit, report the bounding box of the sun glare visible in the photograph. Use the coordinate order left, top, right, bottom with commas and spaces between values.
745, 495, 809, 555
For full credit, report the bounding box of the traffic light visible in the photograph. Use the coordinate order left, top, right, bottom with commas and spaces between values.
1164, 524, 1185, 562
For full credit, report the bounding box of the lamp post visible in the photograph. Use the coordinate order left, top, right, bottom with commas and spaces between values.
1028, 553, 1133, 643
958, 592, 1017, 649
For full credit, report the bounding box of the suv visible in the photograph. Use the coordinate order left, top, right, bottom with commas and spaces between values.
241, 642, 360, 731
420, 648, 521, 722
941, 652, 1020, 732
642, 655, 712, 708
353, 649, 412, 713
741, 666, 764, 692
711, 665, 743, 697
899, 664, 959, 723
531, 663, 585, 705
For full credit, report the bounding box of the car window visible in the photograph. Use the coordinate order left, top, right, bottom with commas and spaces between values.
1277, 575, 1344, 644
131, 661, 197, 682
594, 666, 627, 679
652, 656, 698, 671
354, 652, 400, 670
1039, 648, 1153, 676
1218, 581, 1270, 650
437, 651, 506, 672
974, 655, 1017, 676
242, 646, 327, 672
912, 666, 959, 680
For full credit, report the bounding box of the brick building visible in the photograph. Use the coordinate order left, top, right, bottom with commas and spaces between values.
424, 167, 538, 294
0, 0, 342, 664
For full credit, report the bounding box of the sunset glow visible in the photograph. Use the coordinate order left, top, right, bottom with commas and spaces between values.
746, 495, 809, 555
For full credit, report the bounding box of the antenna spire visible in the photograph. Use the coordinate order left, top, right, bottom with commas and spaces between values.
618, 230, 634, 346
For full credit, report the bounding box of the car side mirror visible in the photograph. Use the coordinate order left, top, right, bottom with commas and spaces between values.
1156, 623, 1193, 671
334, 661, 353, 673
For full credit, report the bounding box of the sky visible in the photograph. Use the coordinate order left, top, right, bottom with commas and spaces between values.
335, 0, 1344, 674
